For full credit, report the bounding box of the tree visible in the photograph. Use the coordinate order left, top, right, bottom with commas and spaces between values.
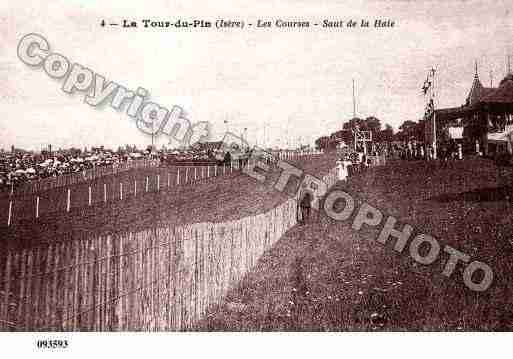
395, 120, 418, 141
330, 129, 352, 146
377, 124, 394, 142
395, 120, 425, 142
315, 136, 330, 150
364, 116, 382, 134
343, 117, 365, 131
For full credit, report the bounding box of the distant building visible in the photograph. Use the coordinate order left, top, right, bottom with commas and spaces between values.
431, 66, 513, 155
192, 141, 223, 152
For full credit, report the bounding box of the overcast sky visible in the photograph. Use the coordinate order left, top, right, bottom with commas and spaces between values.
1, 0, 512, 151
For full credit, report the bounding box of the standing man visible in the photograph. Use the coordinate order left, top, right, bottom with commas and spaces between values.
298, 190, 313, 225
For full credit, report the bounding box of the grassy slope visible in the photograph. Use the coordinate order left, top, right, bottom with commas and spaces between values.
198, 158, 513, 331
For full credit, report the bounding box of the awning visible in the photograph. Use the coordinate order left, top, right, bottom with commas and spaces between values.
434, 106, 477, 124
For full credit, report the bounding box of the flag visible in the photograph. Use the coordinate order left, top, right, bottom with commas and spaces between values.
422, 68, 436, 95
424, 99, 435, 120
422, 79, 432, 95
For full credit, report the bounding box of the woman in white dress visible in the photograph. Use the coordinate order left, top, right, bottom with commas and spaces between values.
337, 157, 349, 181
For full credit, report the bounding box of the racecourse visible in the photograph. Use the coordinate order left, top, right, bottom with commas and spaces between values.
0, 154, 337, 251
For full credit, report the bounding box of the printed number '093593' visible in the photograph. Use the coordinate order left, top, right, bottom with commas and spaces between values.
36, 340, 69, 349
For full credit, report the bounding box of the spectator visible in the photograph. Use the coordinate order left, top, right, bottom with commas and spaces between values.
298, 190, 313, 225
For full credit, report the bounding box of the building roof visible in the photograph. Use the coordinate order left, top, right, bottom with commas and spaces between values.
466, 72, 496, 105
192, 141, 223, 151
437, 71, 513, 124
480, 74, 513, 104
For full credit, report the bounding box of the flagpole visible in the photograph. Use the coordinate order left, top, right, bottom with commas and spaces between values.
432, 68, 437, 160
433, 109, 437, 160
352, 79, 357, 151
352, 78, 356, 119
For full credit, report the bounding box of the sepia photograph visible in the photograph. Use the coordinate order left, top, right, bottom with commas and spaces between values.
1, 0, 512, 356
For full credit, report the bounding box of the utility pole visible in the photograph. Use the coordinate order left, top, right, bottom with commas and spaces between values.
264, 122, 270, 149
352, 78, 357, 151
240, 128, 247, 150
263, 123, 266, 149
352, 78, 356, 119
151, 119, 155, 153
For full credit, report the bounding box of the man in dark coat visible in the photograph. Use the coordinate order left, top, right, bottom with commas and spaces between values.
298, 190, 313, 225
223, 151, 232, 166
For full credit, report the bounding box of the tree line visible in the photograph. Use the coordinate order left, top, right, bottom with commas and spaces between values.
315, 116, 427, 150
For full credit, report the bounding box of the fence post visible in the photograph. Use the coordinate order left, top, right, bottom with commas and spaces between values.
36, 196, 39, 219
157, 175, 160, 191
215, 165, 217, 177
167, 173, 170, 187
104, 183, 107, 203
117, 235, 124, 330
88, 186, 92, 206
146, 177, 149, 192
207, 166, 210, 178
134, 180, 137, 197
120, 182, 123, 200
7, 200, 12, 226
177, 168, 180, 185
194, 167, 197, 181
67, 188, 71, 212
1, 252, 12, 329
186, 168, 189, 183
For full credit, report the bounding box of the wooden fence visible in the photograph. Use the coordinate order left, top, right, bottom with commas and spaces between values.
0, 168, 337, 331
272, 149, 324, 161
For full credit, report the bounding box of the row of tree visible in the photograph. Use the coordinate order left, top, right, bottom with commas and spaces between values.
315, 116, 427, 150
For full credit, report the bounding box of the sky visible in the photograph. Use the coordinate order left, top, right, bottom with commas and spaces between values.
1, 0, 512, 151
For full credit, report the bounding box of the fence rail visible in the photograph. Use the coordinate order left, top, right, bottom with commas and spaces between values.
0, 167, 337, 331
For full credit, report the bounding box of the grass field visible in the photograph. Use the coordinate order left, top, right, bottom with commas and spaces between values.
0, 154, 337, 251
197, 158, 513, 331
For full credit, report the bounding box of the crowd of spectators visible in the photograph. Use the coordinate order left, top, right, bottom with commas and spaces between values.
0, 147, 154, 191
